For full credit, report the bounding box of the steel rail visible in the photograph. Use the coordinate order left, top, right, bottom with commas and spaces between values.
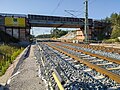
63, 42, 120, 54
57, 43, 120, 65
45, 42, 120, 83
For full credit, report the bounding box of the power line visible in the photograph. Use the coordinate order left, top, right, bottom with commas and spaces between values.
64, 9, 84, 18
67, 9, 83, 14
64, 0, 96, 18
89, 0, 96, 5
52, 0, 63, 14
64, 10, 78, 18
76, 0, 96, 16
76, 12, 84, 17
64, 10, 85, 25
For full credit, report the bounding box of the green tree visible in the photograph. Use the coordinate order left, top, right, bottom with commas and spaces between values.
51, 28, 68, 38
36, 34, 51, 38
110, 13, 118, 25
111, 26, 120, 38
110, 13, 120, 38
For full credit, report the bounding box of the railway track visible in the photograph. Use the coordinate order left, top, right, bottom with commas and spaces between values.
62, 42, 120, 61
55, 42, 120, 64
35, 42, 120, 90
63, 42, 120, 54
56, 42, 120, 74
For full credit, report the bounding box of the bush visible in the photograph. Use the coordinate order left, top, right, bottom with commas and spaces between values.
103, 38, 120, 43
103, 39, 114, 43
115, 38, 119, 42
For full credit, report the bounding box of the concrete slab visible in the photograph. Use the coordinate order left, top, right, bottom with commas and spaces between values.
8, 45, 46, 90
0, 47, 29, 86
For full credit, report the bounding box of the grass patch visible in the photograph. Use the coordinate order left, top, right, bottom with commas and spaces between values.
0, 44, 24, 76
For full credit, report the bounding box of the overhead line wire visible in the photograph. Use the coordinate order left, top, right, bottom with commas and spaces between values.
52, 0, 63, 14
76, 0, 97, 17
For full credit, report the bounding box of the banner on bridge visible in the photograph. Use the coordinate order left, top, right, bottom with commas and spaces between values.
5, 17, 26, 27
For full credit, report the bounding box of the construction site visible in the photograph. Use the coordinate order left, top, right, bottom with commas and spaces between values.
0, 0, 120, 90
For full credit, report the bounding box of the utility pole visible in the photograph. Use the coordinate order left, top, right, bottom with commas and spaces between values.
84, 0, 89, 43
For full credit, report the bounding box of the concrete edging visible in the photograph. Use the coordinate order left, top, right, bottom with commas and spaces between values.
0, 45, 30, 86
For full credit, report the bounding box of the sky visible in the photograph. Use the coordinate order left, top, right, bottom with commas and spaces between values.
0, 0, 120, 36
